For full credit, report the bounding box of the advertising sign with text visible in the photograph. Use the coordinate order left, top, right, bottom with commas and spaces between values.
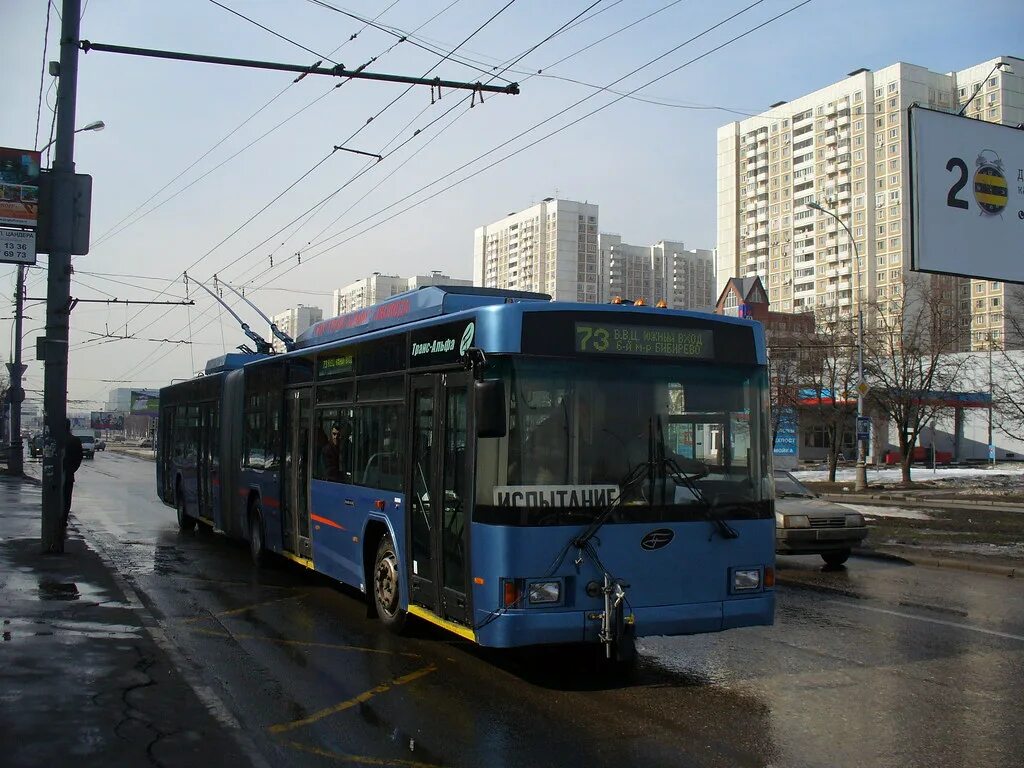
0, 148, 41, 227
0, 228, 36, 265
130, 391, 159, 416
91, 411, 125, 430
910, 107, 1024, 282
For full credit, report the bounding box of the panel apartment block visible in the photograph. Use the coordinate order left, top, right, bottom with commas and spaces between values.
473, 198, 600, 302
717, 56, 1024, 350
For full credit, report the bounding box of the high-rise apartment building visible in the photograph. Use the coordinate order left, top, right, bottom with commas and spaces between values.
473, 198, 600, 302
600, 235, 714, 310
332, 272, 472, 315
717, 56, 1024, 349
270, 305, 323, 353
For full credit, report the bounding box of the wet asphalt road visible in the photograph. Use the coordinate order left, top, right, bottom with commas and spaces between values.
67, 453, 1024, 768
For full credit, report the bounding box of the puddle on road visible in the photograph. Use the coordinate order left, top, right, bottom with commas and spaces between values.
1, 617, 141, 642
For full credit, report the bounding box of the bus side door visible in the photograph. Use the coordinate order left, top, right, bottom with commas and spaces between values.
408, 372, 473, 626
282, 388, 313, 559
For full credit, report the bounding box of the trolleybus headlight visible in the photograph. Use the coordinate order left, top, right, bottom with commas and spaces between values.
732, 569, 761, 592
528, 581, 561, 604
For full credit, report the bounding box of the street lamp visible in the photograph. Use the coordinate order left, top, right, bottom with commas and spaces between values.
39, 120, 104, 152
807, 199, 868, 491
958, 61, 1014, 116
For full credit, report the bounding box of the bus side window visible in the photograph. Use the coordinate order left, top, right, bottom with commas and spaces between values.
354, 404, 403, 491
313, 408, 353, 483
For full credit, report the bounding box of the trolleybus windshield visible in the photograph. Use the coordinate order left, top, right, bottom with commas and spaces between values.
475, 358, 771, 525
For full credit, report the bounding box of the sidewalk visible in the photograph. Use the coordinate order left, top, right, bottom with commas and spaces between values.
0, 474, 253, 767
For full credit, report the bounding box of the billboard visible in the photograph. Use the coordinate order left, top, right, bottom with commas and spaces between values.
909, 106, 1024, 282
773, 407, 798, 457
91, 411, 125, 430
130, 391, 159, 416
0, 147, 41, 228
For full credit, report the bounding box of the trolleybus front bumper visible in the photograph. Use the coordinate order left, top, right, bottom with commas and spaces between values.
474, 593, 775, 648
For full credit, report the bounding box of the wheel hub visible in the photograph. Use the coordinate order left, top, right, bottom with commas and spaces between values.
376, 554, 398, 615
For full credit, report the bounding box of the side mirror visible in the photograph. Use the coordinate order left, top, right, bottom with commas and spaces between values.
475, 380, 507, 438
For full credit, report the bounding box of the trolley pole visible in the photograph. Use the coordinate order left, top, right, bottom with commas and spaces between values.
41, 0, 82, 553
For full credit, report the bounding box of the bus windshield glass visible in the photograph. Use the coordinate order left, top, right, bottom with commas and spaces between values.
475, 358, 772, 525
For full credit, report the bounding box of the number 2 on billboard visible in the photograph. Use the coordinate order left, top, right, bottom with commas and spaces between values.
945, 157, 969, 210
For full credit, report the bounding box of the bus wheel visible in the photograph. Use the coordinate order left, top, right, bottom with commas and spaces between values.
373, 533, 407, 633
176, 483, 196, 532
249, 502, 266, 567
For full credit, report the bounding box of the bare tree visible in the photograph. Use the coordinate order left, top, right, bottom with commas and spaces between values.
766, 309, 856, 481
991, 286, 1024, 441
797, 308, 858, 482
863, 274, 966, 484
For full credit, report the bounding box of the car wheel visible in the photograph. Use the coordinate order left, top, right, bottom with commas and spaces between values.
373, 532, 407, 634
176, 484, 196, 532
249, 501, 266, 567
822, 549, 851, 567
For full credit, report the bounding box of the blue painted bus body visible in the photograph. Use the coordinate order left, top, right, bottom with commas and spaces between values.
159, 287, 774, 647
466, 519, 774, 648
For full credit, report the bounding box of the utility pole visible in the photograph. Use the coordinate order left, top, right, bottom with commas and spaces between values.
988, 331, 994, 467
7, 265, 27, 475
41, 0, 81, 553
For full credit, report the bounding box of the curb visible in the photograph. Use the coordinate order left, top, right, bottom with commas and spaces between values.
822, 494, 1024, 511
108, 447, 157, 462
856, 546, 1017, 578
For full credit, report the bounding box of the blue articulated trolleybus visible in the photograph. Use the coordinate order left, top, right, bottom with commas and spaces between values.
157, 286, 775, 659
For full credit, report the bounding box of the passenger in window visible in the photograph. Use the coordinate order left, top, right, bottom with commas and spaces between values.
382, 410, 401, 452
321, 421, 352, 482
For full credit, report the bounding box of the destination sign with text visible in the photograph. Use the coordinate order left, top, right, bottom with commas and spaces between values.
317, 353, 354, 379
574, 322, 713, 359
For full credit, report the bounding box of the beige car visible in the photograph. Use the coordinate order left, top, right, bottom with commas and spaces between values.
774, 469, 868, 567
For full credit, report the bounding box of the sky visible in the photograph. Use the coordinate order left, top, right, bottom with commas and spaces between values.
3, 0, 1024, 411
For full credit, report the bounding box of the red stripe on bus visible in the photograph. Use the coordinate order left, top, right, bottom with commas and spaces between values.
311, 513, 345, 530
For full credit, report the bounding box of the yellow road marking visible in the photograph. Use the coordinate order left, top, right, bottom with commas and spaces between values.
189, 626, 421, 657
268, 665, 436, 734
173, 575, 299, 590
286, 741, 444, 767
181, 593, 307, 624
407, 605, 476, 642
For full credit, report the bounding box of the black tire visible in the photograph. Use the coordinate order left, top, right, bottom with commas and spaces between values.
822, 549, 851, 567
373, 532, 407, 633
249, 501, 266, 567
176, 483, 196, 532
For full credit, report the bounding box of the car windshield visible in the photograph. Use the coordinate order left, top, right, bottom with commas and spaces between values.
475, 357, 772, 525
774, 471, 815, 498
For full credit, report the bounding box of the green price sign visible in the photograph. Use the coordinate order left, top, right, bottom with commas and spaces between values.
574, 322, 713, 359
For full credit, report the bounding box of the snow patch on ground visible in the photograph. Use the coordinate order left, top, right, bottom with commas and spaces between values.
792, 464, 1024, 484
837, 503, 933, 520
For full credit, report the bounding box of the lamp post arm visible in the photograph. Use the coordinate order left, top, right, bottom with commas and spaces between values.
958, 62, 1004, 116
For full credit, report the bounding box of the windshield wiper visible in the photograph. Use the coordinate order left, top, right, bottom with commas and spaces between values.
662, 455, 738, 539
572, 461, 650, 550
